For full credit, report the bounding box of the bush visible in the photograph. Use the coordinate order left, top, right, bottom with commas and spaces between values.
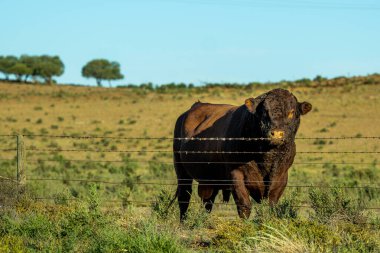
148, 162, 173, 178
309, 187, 366, 223
253, 191, 300, 223
0, 180, 18, 208
151, 188, 175, 219
182, 201, 211, 230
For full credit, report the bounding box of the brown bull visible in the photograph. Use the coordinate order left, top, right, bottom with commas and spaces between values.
172, 88, 312, 220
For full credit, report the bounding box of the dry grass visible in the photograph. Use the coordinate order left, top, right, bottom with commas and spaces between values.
248, 225, 310, 253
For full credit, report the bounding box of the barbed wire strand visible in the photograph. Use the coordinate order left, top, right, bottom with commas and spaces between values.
26, 178, 380, 189
20, 134, 380, 141
25, 176, 380, 186
25, 148, 380, 154
25, 158, 377, 166
0, 158, 15, 161
0, 149, 17, 152
32, 197, 380, 212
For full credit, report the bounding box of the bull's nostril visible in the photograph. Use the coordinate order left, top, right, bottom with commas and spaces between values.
270, 131, 275, 136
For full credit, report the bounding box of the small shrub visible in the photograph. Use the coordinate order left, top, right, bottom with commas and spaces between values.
151, 188, 175, 219
183, 201, 210, 229
148, 162, 173, 178
309, 187, 366, 223
313, 139, 327, 146
271, 191, 300, 219
120, 156, 139, 191
5, 116, 17, 122
52, 190, 72, 205
253, 191, 299, 223
0, 180, 18, 208
0, 235, 24, 252
39, 128, 48, 134
127, 119, 137, 125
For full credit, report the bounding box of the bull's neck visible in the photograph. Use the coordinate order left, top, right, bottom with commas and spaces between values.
258, 142, 296, 176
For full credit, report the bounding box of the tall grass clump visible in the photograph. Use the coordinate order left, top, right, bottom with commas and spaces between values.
249, 224, 310, 253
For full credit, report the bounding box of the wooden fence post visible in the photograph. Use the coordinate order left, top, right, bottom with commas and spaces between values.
17, 134, 26, 186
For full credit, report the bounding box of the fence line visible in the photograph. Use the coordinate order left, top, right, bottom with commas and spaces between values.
25, 148, 380, 154
26, 178, 380, 189
21, 134, 380, 140
1, 133, 379, 219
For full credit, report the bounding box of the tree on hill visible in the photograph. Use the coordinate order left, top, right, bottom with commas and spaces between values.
0, 56, 18, 80
33, 55, 65, 84
20, 55, 39, 82
7, 62, 32, 82
0, 55, 64, 84
82, 59, 124, 87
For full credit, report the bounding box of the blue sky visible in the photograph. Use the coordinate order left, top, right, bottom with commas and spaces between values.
1, 0, 379, 86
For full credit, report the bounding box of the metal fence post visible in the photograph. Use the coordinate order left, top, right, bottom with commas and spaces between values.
17, 134, 26, 186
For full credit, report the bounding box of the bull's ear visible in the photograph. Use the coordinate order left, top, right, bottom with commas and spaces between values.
245, 98, 256, 113
298, 102, 312, 115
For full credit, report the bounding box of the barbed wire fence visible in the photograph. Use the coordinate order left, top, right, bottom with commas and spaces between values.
1, 134, 380, 219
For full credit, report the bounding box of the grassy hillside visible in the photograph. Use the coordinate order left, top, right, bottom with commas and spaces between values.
1, 75, 380, 252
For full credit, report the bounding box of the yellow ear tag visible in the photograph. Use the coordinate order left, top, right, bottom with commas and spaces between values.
288, 109, 294, 119
245, 99, 252, 107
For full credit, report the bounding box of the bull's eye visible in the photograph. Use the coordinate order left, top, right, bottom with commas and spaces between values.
287, 109, 295, 119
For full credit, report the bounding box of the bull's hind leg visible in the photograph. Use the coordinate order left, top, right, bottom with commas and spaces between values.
178, 178, 193, 221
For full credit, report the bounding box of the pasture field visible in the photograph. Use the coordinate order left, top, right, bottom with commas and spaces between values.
0, 76, 380, 252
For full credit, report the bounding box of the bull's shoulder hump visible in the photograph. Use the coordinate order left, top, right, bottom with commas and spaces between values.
189, 102, 236, 112
183, 103, 238, 138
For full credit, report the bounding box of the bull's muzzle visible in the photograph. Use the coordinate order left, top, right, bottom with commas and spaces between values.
269, 130, 285, 144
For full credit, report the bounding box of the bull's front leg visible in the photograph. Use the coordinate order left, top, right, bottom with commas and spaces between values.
268, 173, 288, 206
231, 169, 252, 218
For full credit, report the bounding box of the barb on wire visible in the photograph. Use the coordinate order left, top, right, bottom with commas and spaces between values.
25, 147, 380, 154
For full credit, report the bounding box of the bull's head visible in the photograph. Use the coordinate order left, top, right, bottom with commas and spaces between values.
245, 89, 312, 145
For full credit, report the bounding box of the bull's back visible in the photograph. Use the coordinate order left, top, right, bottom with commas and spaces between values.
173, 102, 238, 180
